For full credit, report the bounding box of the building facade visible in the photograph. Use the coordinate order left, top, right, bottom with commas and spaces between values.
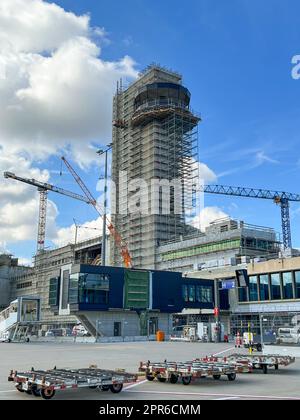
111, 65, 200, 269
157, 218, 280, 273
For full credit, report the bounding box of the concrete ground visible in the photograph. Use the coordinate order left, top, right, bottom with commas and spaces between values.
1, 341, 299, 400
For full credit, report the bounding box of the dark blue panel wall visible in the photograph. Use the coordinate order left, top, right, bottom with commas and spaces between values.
71, 265, 230, 312
152, 270, 182, 313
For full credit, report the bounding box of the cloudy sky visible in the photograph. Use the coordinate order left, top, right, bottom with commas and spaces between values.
1, 0, 300, 265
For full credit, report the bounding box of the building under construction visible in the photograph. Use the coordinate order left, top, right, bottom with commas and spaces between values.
111, 65, 200, 269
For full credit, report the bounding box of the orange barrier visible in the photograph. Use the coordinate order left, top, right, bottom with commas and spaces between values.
156, 331, 165, 342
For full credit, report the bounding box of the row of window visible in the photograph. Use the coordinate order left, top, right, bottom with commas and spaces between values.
162, 239, 241, 262
239, 271, 300, 302
182, 284, 213, 304
16, 281, 32, 290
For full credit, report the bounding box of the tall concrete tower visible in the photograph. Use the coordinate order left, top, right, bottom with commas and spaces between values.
111, 65, 200, 269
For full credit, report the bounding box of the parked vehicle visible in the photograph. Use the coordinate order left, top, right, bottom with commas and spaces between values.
72, 324, 89, 337
277, 327, 300, 344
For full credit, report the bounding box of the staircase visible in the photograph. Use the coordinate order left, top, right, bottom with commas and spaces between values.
76, 314, 98, 337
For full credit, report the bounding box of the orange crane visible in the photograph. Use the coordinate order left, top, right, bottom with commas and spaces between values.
61, 157, 132, 268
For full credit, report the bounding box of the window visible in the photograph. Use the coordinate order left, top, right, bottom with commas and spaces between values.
295, 272, 300, 299
270, 273, 281, 300
259, 275, 269, 301
68, 274, 79, 304
189, 285, 196, 302
282, 272, 294, 300
78, 273, 109, 305
196, 286, 213, 303
182, 285, 188, 302
238, 287, 248, 302
249, 276, 259, 301
49, 277, 60, 306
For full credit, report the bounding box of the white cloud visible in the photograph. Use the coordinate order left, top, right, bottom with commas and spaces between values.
0, 0, 138, 251
0, 153, 57, 246
0, 0, 90, 53
198, 162, 217, 183
53, 217, 103, 248
0, 0, 138, 167
190, 207, 229, 232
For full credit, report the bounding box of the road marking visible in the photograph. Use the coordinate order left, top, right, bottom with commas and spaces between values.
0, 390, 16, 394
127, 389, 300, 400
124, 380, 148, 390
214, 397, 240, 400
213, 346, 236, 356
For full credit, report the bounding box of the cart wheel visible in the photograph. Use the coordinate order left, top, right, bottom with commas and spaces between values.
146, 374, 155, 381
16, 384, 24, 393
157, 376, 167, 383
169, 374, 178, 384
32, 386, 41, 397
227, 373, 236, 381
213, 375, 221, 380
41, 388, 56, 400
100, 385, 110, 391
109, 383, 123, 394
182, 376, 192, 386
262, 365, 268, 374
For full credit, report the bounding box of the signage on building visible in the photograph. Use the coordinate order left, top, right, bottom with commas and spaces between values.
213, 307, 219, 317
221, 279, 236, 290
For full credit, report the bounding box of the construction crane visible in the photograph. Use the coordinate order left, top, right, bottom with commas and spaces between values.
4, 171, 91, 253
199, 184, 300, 250
61, 157, 132, 268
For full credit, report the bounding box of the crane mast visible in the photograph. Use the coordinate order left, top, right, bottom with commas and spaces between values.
61, 157, 132, 268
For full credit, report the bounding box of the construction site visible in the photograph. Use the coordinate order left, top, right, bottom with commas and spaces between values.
1, 64, 300, 401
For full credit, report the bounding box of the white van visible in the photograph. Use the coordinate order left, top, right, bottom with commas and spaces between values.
277, 327, 300, 344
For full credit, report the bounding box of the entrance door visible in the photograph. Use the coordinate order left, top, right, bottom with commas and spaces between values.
149, 318, 158, 335
114, 322, 122, 337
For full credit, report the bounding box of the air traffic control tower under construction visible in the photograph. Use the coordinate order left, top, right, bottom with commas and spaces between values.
111, 65, 200, 269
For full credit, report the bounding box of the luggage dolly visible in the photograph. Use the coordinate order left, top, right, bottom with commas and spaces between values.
8, 366, 138, 399
139, 360, 244, 385
199, 354, 295, 374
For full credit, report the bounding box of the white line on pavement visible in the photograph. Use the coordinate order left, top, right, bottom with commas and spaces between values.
0, 390, 16, 394
213, 347, 236, 356
214, 397, 240, 400
124, 380, 148, 390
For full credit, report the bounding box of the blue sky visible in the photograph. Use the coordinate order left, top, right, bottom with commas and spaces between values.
1, 0, 300, 261
53, 0, 300, 242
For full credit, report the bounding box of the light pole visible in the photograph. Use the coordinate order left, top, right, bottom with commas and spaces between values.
96, 143, 112, 266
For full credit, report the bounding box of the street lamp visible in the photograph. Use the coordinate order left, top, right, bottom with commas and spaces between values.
96, 143, 113, 266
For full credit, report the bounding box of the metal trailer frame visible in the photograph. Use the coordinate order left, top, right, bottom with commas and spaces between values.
139, 360, 250, 386
197, 354, 296, 374
8, 367, 138, 399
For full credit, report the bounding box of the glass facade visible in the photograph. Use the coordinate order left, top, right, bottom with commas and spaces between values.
259, 275, 269, 301
295, 272, 300, 299
270, 273, 281, 300
49, 277, 60, 306
69, 273, 109, 305
189, 285, 196, 302
238, 270, 300, 303
183, 285, 213, 304
249, 276, 259, 301
282, 272, 293, 300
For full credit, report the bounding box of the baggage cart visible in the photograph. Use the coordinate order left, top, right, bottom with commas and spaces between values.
8, 366, 138, 399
